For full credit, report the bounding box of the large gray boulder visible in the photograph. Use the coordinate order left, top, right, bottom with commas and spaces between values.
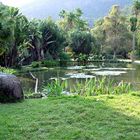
0, 73, 24, 103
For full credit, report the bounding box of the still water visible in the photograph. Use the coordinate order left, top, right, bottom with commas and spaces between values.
17, 62, 140, 92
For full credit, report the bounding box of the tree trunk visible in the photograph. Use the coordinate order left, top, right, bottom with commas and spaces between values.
29, 72, 38, 93
41, 49, 44, 59
11, 43, 17, 66
36, 46, 41, 61
35, 38, 41, 61
113, 51, 116, 60
132, 32, 136, 63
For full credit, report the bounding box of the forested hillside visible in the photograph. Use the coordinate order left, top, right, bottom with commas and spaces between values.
13, 0, 131, 22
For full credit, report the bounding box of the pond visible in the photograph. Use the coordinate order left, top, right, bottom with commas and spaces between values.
17, 62, 140, 93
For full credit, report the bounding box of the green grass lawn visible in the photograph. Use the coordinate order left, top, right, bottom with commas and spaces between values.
0, 94, 140, 140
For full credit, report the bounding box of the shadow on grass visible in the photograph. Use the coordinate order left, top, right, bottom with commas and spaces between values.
0, 95, 140, 140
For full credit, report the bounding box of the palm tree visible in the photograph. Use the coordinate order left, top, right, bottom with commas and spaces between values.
9, 7, 29, 66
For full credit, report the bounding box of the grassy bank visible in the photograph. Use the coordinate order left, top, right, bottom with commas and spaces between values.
0, 94, 140, 140
0, 67, 16, 74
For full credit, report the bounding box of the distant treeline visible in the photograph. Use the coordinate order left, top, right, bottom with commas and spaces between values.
0, 1, 140, 67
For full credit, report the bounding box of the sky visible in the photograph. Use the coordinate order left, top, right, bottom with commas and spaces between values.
0, 0, 131, 22
0, 0, 34, 7
0, 0, 131, 8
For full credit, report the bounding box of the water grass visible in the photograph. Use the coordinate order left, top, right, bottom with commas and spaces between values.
71, 78, 131, 96
42, 79, 64, 96
42, 77, 132, 97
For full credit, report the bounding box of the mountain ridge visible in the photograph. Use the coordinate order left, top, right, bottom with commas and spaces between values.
3, 0, 132, 22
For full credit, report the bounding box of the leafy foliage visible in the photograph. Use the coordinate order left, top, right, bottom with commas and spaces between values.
42, 78, 132, 97
92, 5, 132, 59
0, 2, 140, 67
69, 30, 95, 58
0, 66, 16, 74
43, 79, 63, 96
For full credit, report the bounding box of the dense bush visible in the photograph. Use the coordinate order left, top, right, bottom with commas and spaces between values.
31, 60, 60, 68
41, 60, 59, 67
40, 18, 66, 59
88, 54, 104, 61
59, 52, 70, 61
31, 61, 41, 68
59, 52, 71, 66
70, 30, 95, 57
0, 2, 140, 68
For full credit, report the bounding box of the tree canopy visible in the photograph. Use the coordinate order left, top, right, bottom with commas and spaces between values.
0, 2, 140, 67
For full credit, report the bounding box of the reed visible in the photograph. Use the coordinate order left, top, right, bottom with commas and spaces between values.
42, 77, 132, 96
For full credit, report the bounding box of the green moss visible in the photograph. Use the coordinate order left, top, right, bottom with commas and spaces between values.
0, 94, 140, 140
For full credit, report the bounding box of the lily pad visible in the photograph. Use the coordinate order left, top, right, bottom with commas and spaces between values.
50, 77, 58, 80
134, 61, 140, 64
84, 68, 102, 71
86, 65, 97, 68
66, 73, 95, 79
67, 66, 85, 70
103, 68, 135, 71
61, 77, 70, 80
93, 71, 127, 76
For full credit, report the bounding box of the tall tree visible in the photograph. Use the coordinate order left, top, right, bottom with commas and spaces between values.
0, 3, 29, 66
91, 19, 106, 55
103, 5, 132, 59
28, 19, 43, 61
58, 9, 91, 56
130, 0, 140, 61
58, 9, 88, 32
69, 29, 95, 59
9, 7, 29, 66
40, 18, 66, 59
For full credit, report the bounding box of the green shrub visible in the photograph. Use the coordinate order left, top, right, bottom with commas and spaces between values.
0, 66, 16, 74
31, 61, 41, 68
77, 53, 88, 62
88, 54, 104, 61
59, 52, 71, 61
41, 60, 59, 67
59, 52, 71, 66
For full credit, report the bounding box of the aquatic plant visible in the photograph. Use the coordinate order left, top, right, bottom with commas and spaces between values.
67, 66, 85, 70
42, 77, 132, 97
42, 79, 64, 96
93, 71, 127, 76
74, 78, 132, 96
66, 73, 95, 79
